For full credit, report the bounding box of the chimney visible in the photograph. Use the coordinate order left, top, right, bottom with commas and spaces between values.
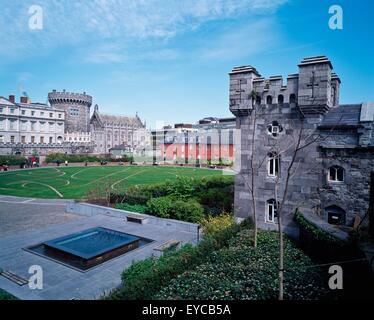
20, 96, 29, 104
8, 95, 15, 103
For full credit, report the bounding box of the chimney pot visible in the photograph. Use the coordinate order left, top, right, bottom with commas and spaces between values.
20, 96, 29, 103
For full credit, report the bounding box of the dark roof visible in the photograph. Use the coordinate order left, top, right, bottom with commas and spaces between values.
319, 104, 362, 128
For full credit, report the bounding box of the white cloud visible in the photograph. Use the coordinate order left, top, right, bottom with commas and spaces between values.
197, 19, 279, 61
0, 0, 288, 58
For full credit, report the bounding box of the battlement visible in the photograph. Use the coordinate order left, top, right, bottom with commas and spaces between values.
229, 56, 340, 116
48, 90, 93, 106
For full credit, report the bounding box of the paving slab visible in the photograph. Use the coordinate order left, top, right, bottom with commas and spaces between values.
0, 197, 198, 300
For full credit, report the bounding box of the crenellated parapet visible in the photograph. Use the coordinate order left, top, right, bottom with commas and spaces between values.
48, 90, 92, 107
229, 56, 341, 117
48, 90, 93, 133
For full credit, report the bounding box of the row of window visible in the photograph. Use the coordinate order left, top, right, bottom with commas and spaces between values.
0, 120, 64, 132
0, 135, 63, 144
265, 201, 347, 225
266, 152, 345, 182
255, 94, 297, 106
0, 107, 63, 119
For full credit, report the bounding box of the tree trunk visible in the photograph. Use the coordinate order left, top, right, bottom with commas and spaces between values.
278, 213, 284, 300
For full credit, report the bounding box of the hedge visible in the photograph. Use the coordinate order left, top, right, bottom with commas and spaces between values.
0, 155, 27, 166
107, 218, 252, 300
110, 176, 234, 217
156, 230, 330, 300
45, 153, 133, 164
115, 203, 148, 214
146, 196, 205, 223
293, 210, 357, 262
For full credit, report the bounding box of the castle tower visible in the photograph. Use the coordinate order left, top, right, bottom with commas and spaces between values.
48, 90, 92, 133
229, 65, 261, 116
297, 56, 336, 115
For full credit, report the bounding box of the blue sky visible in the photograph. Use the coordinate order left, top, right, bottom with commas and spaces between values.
0, 0, 373, 128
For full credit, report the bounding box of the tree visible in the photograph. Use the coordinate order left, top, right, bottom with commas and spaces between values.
269, 111, 342, 300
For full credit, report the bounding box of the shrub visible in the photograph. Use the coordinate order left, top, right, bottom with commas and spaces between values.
198, 187, 233, 213
115, 203, 148, 214
201, 214, 235, 237
147, 196, 204, 223
293, 210, 356, 262
107, 218, 251, 300
0, 155, 27, 166
156, 230, 330, 300
45, 153, 133, 164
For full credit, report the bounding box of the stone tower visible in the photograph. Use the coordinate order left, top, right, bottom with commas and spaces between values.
48, 90, 92, 133
297, 56, 337, 115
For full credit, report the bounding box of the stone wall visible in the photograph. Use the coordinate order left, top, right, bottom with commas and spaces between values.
48, 91, 92, 133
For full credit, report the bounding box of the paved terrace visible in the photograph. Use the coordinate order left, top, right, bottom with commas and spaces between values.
0, 196, 198, 300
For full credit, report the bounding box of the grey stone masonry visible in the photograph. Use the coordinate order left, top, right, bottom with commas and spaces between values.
229, 56, 374, 236
48, 90, 92, 133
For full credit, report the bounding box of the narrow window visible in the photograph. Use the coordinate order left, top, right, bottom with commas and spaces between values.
266, 95, 273, 105
278, 95, 284, 106
256, 96, 261, 105
266, 199, 278, 223
290, 94, 296, 104
328, 166, 344, 182
268, 152, 280, 177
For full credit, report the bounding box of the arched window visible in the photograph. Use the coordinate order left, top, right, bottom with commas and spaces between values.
267, 121, 283, 137
289, 94, 296, 104
328, 166, 344, 182
267, 152, 280, 177
325, 205, 346, 225
256, 96, 262, 105
266, 199, 278, 223
266, 95, 273, 105
278, 95, 284, 106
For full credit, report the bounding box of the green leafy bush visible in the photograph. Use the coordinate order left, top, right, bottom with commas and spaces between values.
115, 203, 148, 214
107, 218, 251, 300
110, 175, 234, 217
45, 153, 133, 164
157, 231, 330, 300
0, 155, 27, 166
147, 196, 204, 223
198, 187, 233, 213
201, 214, 235, 237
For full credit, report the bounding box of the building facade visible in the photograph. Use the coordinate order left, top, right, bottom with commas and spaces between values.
0, 95, 66, 155
90, 104, 148, 155
152, 117, 235, 165
229, 56, 374, 235
0, 91, 149, 157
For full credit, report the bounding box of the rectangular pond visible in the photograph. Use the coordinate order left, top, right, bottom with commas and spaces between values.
26, 227, 153, 271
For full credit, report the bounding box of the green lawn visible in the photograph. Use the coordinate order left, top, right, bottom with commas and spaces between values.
0, 165, 224, 199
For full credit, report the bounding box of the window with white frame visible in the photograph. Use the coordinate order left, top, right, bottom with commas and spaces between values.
9, 120, 16, 130
266, 199, 278, 223
0, 135, 4, 143
267, 152, 280, 177
328, 166, 344, 182
21, 121, 27, 131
